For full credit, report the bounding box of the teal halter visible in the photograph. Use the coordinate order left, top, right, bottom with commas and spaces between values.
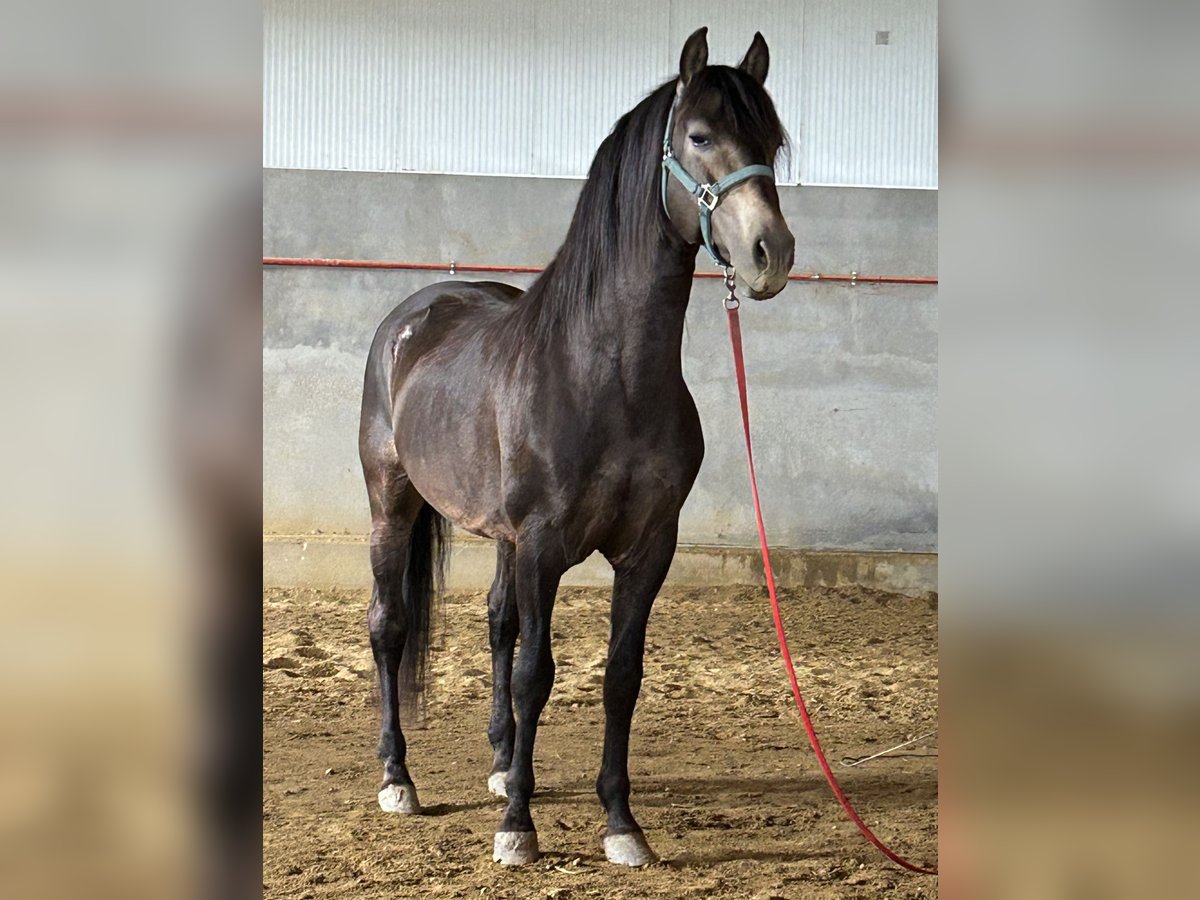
660, 99, 777, 269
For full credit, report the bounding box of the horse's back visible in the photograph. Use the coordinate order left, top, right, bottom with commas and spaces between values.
362, 280, 523, 415
398, 279, 523, 319
372, 279, 523, 353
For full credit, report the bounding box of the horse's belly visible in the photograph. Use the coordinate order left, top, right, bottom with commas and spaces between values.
392, 367, 513, 541
410, 470, 510, 540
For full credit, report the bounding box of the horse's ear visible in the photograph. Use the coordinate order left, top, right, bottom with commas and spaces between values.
679, 27, 709, 88
738, 32, 770, 85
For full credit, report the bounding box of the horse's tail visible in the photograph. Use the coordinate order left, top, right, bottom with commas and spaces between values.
399, 501, 451, 719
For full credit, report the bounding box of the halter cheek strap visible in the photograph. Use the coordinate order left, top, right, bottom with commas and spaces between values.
660, 99, 776, 269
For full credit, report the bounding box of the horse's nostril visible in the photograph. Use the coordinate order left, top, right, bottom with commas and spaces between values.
754, 239, 770, 269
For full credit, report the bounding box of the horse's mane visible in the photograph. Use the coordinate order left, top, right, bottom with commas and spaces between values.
514, 66, 788, 345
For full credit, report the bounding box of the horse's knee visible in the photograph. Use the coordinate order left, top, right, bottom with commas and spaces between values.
512, 646, 555, 710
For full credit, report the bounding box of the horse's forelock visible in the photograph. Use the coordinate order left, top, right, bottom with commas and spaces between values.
678, 65, 789, 164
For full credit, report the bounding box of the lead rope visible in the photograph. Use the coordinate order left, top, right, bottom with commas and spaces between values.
723, 272, 938, 876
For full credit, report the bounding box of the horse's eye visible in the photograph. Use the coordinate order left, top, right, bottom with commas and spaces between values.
688, 134, 711, 148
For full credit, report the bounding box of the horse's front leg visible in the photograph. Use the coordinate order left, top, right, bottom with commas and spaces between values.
485, 540, 517, 798
492, 534, 564, 866
597, 522, 678, 866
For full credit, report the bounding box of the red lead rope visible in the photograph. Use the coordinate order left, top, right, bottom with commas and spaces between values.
725, 305, 938, 876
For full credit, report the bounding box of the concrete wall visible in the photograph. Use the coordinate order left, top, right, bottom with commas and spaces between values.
264, 169, 937, 585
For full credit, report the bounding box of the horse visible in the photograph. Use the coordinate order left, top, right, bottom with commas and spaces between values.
358, 26, 794, 867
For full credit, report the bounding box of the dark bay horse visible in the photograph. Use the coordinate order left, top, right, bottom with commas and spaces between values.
358, 27, 794, 867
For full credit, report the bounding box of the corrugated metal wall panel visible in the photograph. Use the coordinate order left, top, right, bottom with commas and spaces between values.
528, 4, 671, 178
263, 0, 937, 188
398, 1, 538, 175
802, 0, 937, 187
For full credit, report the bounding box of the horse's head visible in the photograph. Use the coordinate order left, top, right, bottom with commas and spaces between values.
663, 28, 795, 300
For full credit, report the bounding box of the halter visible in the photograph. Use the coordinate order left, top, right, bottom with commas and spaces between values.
660, 97, 777, 270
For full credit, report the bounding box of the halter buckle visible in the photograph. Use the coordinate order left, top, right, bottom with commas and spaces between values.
696, 184, 719, 212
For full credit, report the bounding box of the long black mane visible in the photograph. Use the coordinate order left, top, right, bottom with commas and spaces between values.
516, 66, 787, 343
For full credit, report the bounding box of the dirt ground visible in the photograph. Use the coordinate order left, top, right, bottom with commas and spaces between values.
263, 583, 938, 899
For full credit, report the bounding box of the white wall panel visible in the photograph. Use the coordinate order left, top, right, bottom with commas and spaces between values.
802, 0, 937, 187
527, 3, 671, 178
264, 0, 937, 187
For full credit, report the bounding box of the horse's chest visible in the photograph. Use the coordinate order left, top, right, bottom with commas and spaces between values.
598, 419, 702, 502
501, 386, 703, 533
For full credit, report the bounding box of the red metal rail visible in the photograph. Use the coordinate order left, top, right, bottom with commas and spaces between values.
262, 256, 937, 286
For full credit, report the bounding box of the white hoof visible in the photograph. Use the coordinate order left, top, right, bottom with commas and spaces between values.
493, 830, 540, 866
487, 771, 508, 799
377, 783, 421, 814
603, 831, 658, 867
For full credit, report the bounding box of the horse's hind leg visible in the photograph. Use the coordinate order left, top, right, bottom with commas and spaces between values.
486, 540, 517, 798
367, 478, 424, 814
597, 523, 678, 866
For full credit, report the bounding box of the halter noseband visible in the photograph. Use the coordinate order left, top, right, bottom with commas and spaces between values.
660, 97, 776, 269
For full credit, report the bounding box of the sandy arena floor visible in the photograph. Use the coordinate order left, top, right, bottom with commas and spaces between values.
263, 583, 938, 898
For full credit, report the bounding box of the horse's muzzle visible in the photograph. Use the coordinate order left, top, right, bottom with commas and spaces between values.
743, 228, 794, 299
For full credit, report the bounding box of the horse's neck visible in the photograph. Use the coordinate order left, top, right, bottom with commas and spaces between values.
568, 244, 697, 388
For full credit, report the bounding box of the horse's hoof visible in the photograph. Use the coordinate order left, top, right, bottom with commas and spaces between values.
377, 783, 421, 814
603, 831, 658, 867
493, 830, 540, 866
487, 771, 508, 799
